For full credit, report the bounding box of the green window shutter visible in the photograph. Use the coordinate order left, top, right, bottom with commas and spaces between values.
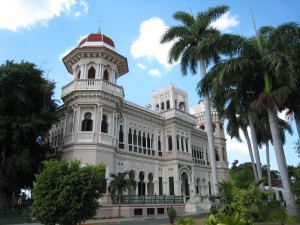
159, 177, 163, 195
169, 177, 174, 195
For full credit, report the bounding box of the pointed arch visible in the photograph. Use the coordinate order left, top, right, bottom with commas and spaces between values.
101, 114, 108, 133
103, 69, 109, 81
88, 66, 95, 79
82, 112, 93, 131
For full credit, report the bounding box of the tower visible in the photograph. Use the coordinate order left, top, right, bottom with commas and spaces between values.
152, 84, 188, 112
61, 32, 128, 168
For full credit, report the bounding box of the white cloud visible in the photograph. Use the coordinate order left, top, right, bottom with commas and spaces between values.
148, 69, 161, 77
130, 17, 176, 70
0, 0, 88, 31
137, 63, 147, 70
210, 12, 239, 32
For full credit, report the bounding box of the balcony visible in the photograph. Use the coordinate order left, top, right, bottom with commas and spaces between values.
61, 79, 124, 99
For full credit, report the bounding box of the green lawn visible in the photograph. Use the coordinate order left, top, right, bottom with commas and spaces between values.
163, 218, 300, 225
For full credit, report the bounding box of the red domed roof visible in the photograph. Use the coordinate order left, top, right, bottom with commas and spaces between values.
78, 33, 115, 48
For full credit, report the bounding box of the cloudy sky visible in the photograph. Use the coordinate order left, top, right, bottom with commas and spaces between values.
0, 0, 299, 170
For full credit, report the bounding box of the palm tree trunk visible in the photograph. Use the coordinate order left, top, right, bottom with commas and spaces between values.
266, 141, 272, 190
199, 58, 219, 196
268, 107, 300, 218
118, 194, 121, 218
248, 114, 264, 190
242, 127, 258, 181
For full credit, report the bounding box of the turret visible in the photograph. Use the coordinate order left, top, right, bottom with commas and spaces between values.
152, 84, 188, 112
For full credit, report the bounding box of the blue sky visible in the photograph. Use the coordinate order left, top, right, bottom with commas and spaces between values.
0, 0, 299, 171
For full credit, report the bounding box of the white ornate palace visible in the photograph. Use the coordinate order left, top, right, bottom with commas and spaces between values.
49, 32, 229, 217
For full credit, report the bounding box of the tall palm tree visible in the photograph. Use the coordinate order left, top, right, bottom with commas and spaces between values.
255, 111, 293, 190
160, 4, 230, 196
227, 114, 258, 182
198, 22, 300, 217
108, 171, 136, 217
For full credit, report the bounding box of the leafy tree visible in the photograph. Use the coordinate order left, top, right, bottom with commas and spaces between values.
0, 60, 58, 207
288, 164, 300, 206
32, 159, 106, 225
161, 5, 230, 196
229, 162, 256, 188
108, 171, 136, 218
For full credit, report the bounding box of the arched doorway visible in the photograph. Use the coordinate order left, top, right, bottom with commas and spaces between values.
181, 171, 190, 201
147, 173, 154, 195
129, 170, 136, 195
138, 172, 145, 196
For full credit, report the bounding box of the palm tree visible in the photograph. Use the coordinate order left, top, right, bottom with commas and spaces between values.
160, 4, 230, 196
227, 114, 258, 182
108, 171, 136, 217
198, 67, 264, 186
255, 111, 293, 190
198, 23, 300, 217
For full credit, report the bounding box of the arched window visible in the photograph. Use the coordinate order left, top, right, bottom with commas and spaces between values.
222, 147, 226, 161
176, 135, 180, 150
133, 130, 137, 145
166, 100, 170, 109
147, 133, 150, 149
161, 102, 164, 110
138, 131, 142, 146
128, 128, 132, 144
82, 112, 93, 131
101, 114, 108, 133
215, 148, 220, 161
185, 138, 189, 152
133, 130, 137, 152
179, 102, 185, 111
88, 66, 95, 79
77, 70, 81, 79
168, 136, 172, 151
119, 125, 124, 149
155, 104, 159, 111
103, 70, 109, 81
138, 131, 142, 153
158, 136, 161, 151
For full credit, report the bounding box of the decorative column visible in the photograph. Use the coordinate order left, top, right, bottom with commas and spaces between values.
145, 181, 148, 195
63, 113, 68, 135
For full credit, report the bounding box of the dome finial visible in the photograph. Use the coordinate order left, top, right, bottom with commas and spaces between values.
97, 19, 101, 33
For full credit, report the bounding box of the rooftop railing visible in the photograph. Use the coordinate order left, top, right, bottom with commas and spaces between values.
61, 79, 124, 98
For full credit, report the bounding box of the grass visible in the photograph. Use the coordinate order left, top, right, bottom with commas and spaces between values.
162, 218, 300, 225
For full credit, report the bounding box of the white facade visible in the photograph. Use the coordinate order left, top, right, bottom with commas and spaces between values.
49, 32, 229, 217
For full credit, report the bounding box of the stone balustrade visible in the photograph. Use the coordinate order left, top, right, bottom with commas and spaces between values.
61, 79, 124, 98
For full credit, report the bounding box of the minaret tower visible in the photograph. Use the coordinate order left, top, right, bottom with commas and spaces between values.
190, 100, 229, 180
61, 32, 128, 166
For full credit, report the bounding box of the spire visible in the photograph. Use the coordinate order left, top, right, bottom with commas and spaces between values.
97, 19, 101, 33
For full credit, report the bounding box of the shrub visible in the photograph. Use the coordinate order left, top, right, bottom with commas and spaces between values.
205, 214, 222, 225
176, 217, 196, 225
168, 206, 177, 224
